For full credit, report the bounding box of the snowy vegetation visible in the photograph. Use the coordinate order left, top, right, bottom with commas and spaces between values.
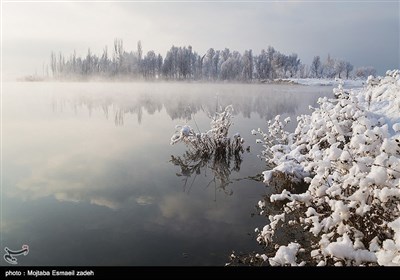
247, 70, 400, 266
170, 105, 245, 159
168, 70, 399, 266
170, 105, 247, 198
46, 39, 375, 81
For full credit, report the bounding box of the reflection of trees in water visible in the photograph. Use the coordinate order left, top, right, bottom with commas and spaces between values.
51, 86, 314, 125
108, 94, 164, 125
170, 149, 244, 200
52, 94, 164, 125
164, 100, 201, 121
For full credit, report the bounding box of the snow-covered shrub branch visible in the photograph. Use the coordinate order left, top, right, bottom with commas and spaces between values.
252, 70, 400, 266
171, 105, 245, 158
251, 115, 291, 165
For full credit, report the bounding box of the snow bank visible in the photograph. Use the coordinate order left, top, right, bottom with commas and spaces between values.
280, 78, 365, 88
254, 70, 400, 266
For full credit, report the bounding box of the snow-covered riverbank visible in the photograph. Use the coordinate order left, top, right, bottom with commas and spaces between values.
277, 77, 365, 88
254, 70, 400, 266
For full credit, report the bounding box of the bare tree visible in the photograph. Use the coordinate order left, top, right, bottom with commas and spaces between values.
355, 66, 377, 78
345, 62, 353, 79
50, 51, 57, 77
334, 59, 346, 78
311, 56, 321, 78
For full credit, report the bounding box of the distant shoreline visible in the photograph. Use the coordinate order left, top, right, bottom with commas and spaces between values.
16, 76, 365, 88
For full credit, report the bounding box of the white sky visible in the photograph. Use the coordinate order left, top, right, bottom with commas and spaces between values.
2, 1, 399, 79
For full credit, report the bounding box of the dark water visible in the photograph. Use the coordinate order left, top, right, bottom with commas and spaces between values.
1, 82, 333, 266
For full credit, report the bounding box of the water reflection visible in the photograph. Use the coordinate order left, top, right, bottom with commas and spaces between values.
49, 83, 323, 126
2, 82, 333, 265
170, 149, 244, 198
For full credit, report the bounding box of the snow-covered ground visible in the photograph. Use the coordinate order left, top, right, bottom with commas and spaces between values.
254, 70, 400, 266
278, 78, 365, 88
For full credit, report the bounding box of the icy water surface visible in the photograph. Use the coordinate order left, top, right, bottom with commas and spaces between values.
1, 82, 332, 265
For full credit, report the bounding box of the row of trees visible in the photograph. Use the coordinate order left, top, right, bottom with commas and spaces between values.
48, 39, 376, 81
310, 55, 376, 79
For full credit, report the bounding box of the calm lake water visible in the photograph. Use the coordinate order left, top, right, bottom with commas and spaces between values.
1, 82, 333, 266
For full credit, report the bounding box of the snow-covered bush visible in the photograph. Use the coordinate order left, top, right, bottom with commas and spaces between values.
171, 105, 246, 197
171, 105, 245, 158
252, 70, 400, 266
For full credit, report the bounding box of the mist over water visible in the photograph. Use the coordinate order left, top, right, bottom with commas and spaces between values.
2, 82, 333, 265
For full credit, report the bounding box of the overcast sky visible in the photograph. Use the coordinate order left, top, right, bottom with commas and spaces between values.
2, 1, 399, 79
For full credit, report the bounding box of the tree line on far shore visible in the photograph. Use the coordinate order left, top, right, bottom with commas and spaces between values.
45, 39, 377, 81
